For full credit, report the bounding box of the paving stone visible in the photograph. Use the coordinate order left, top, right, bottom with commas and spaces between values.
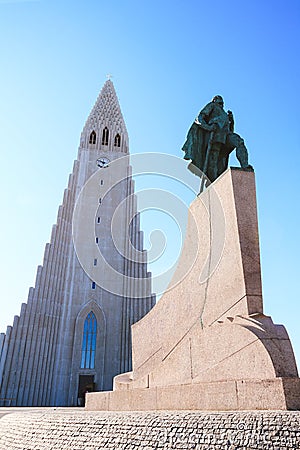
0, 410, 300, 450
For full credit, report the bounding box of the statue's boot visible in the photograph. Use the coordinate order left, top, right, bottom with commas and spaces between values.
236, 144, 253, 170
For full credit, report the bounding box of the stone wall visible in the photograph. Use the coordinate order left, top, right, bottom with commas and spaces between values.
0, 410, 299, 449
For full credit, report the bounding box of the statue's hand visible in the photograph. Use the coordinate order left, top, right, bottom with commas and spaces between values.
195, 117, 216, 131
205, 123, 218, 131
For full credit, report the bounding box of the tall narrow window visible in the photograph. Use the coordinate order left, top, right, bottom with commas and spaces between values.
102, 127, 109, 145
89, 131, 96, 144
114, 133, 121, 147
81, 312, 97, 369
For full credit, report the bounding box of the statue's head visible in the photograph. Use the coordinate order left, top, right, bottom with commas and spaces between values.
212, 95, 224, 107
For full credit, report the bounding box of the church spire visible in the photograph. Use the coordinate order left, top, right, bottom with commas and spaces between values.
80, 80, 129, 154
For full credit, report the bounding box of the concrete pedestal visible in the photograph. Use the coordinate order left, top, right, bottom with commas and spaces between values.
86, 168, 300, 411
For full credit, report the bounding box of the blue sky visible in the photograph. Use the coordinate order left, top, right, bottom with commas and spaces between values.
0, 0, 299, 365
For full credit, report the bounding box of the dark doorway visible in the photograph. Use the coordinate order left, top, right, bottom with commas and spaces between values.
78, 374, 95, 406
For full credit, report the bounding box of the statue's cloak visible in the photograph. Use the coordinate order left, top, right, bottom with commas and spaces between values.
182, 122, 230, 181
182, 122, 210, 173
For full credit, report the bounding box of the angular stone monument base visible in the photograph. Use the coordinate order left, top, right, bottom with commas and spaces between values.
87, 377, 300, 411
86, 168, 300, 411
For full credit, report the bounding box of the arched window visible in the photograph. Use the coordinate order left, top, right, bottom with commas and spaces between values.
102, 127, 109, 145
114, 133, 121, 147
81, 312, 97, 369
89, 130, 96, 145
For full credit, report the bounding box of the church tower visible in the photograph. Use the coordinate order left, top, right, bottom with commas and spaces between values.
0, 80, 156, 407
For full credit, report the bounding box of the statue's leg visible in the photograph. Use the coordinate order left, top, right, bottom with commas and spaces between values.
226, 133, 252, 169
207, 147, 220, 183
218, 147, 231, 177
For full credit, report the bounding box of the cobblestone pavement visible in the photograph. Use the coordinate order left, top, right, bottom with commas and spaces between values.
0, 409, 299, 449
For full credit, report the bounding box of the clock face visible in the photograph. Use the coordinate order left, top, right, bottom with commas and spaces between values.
97, 157, 110, 168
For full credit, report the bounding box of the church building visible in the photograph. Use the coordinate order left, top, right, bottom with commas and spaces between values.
0, 80, 156, 407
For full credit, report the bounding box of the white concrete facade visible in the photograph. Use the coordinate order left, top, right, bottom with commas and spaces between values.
0, 80, 155, 407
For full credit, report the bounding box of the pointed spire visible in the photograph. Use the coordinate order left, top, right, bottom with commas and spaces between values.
87, 80, 127, 131
80, 80, 129, 154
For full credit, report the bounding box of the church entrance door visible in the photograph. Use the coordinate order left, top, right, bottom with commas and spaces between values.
78, 374, 95, 406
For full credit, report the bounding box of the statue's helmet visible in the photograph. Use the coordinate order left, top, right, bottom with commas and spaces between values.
212, 95, 224, 106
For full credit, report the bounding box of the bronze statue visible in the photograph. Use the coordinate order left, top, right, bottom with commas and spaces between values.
182, 96, 253, 189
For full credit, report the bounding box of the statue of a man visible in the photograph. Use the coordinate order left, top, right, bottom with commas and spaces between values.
182, 95, 252, 185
